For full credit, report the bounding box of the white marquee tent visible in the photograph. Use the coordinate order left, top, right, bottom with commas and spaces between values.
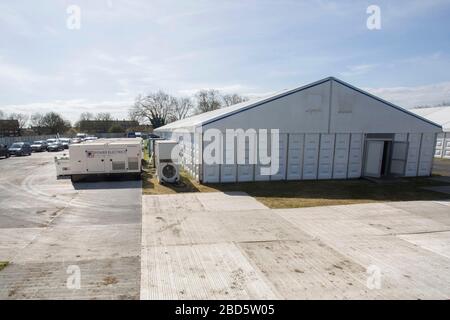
155, 77, 442, 183
411, 106, 450, 159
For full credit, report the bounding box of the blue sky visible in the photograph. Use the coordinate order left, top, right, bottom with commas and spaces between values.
1, 0, 450, 122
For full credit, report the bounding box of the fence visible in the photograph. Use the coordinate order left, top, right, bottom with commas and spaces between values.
0, 132, 126, 146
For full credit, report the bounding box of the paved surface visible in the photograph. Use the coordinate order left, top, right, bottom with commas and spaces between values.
141, 194, 450, 299
0, 152, 141, 299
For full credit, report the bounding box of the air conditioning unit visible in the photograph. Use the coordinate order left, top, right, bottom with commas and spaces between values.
155, 140, 180, 183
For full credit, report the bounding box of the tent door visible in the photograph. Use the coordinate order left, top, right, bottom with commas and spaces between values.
363, 141, 385, 178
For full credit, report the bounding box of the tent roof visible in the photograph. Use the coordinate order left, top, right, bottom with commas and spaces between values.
410, 106, 450, 131
155, 77, 441, 132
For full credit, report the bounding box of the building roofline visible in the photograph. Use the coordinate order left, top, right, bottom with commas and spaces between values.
157, 76, 442, 131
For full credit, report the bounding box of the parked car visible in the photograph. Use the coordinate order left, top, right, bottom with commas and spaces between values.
84, 136, 98, 141
46, 138, 58, 144
8, 142, 32, 156
47, 142, 64, 152
71, 138, 82, 144
59, 138, 71, 149
0, 144, 10, 158
76, 133, 87, 140
31, 140, 48, 152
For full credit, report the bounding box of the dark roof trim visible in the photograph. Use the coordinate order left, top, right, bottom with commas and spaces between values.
202, 76, 442, 129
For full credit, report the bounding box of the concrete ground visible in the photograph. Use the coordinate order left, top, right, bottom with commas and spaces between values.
141, 193, 450, 299
0, 152, 141, 299
2, 152, 450, 300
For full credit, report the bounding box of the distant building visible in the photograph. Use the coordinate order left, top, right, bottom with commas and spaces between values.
0, 119, 20, 137
78, 120, 139, 134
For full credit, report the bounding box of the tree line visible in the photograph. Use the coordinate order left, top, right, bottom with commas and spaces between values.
0, 88, 249, 133
129, 89, 249, 128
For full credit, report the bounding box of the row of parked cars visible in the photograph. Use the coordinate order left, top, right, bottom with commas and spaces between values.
0, 136, 98, 158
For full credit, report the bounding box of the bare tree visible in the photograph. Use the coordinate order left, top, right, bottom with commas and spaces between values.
0, 110, 5, 119
8, 113, 29, 129
95, 112, 113, 121
130, 91, 177, 128
41, 112, 71, 134
172, 97, 193, 121
195, 89, 222, 114
79, 112, 94, 121
30, 113, 44, 127
222, 93, 249, 107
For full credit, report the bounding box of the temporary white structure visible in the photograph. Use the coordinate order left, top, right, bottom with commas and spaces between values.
155, 77, 442, 183
410, 106, 450, 159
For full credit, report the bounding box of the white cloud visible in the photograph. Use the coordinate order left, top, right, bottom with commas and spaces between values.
340, 64, 377, 77
366, 81, 450, 108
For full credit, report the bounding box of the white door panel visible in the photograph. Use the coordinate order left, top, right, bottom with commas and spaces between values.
363, 141, 384, 178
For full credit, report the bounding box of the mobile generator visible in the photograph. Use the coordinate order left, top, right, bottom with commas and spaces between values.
55, 138, 143, 182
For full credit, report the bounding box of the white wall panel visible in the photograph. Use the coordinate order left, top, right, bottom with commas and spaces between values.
202, 133, 221, 183
418, 133, 435, 176
318, 134, 335, 179
271, 133, 287, 180
203, 165, 220, 183
435, 133, 444, 158
287, 134, 304, 180
333, 133, 350, 179
394, 133, 408, 142
302, 134, 320, 180
237, 134, 255, 182
405, 133, 421, 176
220, 134, 236, 183
347, 133, 363, 178
444, 133, 450, 159
255, 131, 270, 181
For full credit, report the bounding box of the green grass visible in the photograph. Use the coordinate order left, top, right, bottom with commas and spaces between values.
142, 168, 450, 209
0, 261, 9, 271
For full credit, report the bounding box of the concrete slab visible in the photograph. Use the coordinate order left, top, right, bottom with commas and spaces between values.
141, 243, 278, 300
238, 240, 382, 299
0, 257, 140, 300
143, 209, 311, 247
398, 231, 450, 259
388, 201, 450, 226
0, 152, 142, 299
142, 193, 450, 299
143, 192, 268, 216
13, 224, 141, 263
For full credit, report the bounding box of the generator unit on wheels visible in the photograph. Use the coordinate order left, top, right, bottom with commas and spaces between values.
55, 138, 143, 182
155, 140, 180, 184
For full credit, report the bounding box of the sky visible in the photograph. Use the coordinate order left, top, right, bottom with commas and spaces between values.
0, 0, 450, 123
